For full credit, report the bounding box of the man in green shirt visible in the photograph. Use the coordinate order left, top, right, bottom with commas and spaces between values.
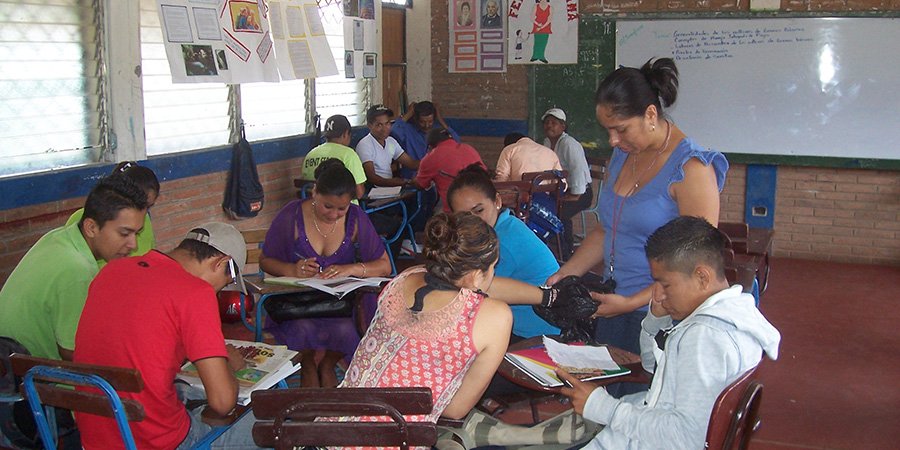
301, 114, 367, 200
0, 174, 148, 361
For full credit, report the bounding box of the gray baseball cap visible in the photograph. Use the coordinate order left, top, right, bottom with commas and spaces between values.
184, 222, 248, 294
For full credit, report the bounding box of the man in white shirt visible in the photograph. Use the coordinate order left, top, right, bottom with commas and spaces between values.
356, 105, 419, 188
542, 108, 593, 259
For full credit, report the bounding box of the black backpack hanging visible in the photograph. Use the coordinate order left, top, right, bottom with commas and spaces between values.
223, 123, 264, 219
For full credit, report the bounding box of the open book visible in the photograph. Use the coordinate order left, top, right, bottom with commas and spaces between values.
264, 276, 390, 299
503, 336, 631, 388
367, 186, 402, 199
177, 340, 300, 405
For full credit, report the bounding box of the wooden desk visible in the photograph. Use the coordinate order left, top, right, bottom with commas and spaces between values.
498, 337, 651, 393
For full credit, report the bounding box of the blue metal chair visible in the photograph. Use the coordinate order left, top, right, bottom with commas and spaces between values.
10, 354, 242, 450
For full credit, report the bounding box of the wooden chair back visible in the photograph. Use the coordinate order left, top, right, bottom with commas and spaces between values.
241, 228, 268, 267
719, 222, 750, 254
586, 156, 607, 182
705, 365, 763, 450
293, 178, 315, 199
494, 180, 532, 220
10, 354, 145, 422
522, 170, 568, 216
251, 387, 436, 450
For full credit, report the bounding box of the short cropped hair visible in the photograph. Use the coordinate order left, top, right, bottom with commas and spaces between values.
503, 132, 526, 147
426, 128, 453, 148
645, 216, 726, 278
81, 174, 149, 229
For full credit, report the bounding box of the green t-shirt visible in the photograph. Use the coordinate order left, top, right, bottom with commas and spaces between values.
0, 222, 99, 359
66, 208, 154, 267
301, 142, 368, 185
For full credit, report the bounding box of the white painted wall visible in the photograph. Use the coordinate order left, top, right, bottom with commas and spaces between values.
405, 1, 432, 102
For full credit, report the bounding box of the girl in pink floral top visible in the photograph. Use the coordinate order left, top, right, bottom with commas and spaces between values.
342, 213, 513, 424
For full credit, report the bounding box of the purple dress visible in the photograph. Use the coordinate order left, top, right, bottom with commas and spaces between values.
262, 199, 386, 357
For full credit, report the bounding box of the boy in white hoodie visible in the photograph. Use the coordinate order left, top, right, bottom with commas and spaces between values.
559, 216, 781, 449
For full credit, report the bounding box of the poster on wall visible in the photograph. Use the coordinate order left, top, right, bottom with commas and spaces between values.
449, 0, 507, 73
507, 0, 579, 65
156, 0, 279, 83
267, 0, 338, 80
343, 17, 376, 79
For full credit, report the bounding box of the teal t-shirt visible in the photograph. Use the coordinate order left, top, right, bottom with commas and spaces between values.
66, 208, 154, 266
494, 209, 561, 338
0, 222, 99, 359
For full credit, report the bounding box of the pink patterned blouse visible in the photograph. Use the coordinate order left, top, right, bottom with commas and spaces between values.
342, 267, 484, 424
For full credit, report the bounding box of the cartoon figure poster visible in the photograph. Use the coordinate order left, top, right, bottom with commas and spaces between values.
507, 0, 579, 65
449, 0, 507, 73
157, 0, 279, 83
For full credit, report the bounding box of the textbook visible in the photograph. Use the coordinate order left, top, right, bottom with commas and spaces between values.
177, 339, 300, 405
264, 276, 390, 298
503, 337, 631, 388
367, 186, 402, 199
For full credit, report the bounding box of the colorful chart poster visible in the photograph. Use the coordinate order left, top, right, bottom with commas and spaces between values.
449, 0, 507, 73
507, 0, 579, 65
157, 0, 279, 83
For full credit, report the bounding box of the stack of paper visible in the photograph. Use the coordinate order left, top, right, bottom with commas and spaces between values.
177, 339, 301, 405
503, 337, 631, 388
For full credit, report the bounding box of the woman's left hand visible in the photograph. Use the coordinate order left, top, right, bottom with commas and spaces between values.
318, 264, 348, 279
589, 293, 637, 318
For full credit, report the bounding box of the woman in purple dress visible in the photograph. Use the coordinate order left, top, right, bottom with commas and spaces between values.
259, 159, 392, 387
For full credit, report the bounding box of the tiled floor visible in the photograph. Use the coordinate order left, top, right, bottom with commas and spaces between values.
224, 257, 900, 449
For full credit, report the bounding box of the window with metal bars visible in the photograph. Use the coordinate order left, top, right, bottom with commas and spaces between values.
1, 0, 366, 177
0, 0, 105, 177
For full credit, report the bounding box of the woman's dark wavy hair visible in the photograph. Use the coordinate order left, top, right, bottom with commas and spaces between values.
112, 161, 160, 196
423, 212, 498, 284
446, 164, 497, 209
313, 158, 357, 199
595, 57, 679, 118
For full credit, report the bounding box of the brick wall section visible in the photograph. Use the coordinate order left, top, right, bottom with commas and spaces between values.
0, 158, 305, 285
774, 167, 899, 265
432, 0, 900, 266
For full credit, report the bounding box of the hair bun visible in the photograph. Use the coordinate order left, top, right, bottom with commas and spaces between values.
423, 213, 458, 259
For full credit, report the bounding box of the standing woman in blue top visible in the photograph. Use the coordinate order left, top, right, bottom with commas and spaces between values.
548, 58, 729, 355
447, 164, 560, 341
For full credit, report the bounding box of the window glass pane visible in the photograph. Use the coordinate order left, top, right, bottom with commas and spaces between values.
241, 80, 307, 142
0, 0, 100, 177
315, 2, 365, 126
139, 0, 230, 155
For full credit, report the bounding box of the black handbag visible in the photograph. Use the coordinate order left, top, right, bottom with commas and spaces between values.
263, 292, 353, 323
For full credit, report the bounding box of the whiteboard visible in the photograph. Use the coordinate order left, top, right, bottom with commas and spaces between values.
616, 18, 900, 160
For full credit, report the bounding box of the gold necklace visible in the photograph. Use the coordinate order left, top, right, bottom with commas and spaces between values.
312, 214, 337, 238
629, 119, 672, 192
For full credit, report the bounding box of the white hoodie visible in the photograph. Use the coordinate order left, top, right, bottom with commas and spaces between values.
581, 285, 781, 450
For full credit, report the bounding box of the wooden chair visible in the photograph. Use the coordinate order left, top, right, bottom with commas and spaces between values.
293, 178, 315, 199
705, 365, 764, 450
10, 354, 255, 450
718, 222, 773, 301
577, 156, 607, 241
251, 387, 437, 450
522, 170, 568, 258
494, 180, 532, 221
10, 353, 146, 450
